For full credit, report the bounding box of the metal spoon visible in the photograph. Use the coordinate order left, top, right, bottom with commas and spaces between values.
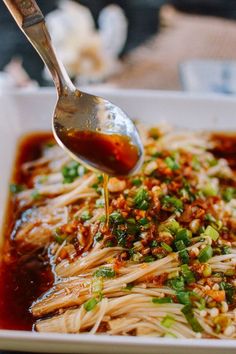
4, 0, 143, 176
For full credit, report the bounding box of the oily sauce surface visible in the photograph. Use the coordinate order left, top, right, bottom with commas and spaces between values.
211, 133, 236, 171
0, 133, 54, 330
0, 131, 235, 331
58, 129, 140, 176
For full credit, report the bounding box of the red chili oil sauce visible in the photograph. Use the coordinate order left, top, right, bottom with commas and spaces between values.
57, 129, 140, 176
0, 133, 54, 330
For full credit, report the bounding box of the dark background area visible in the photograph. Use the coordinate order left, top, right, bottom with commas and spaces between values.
0, 0, 236, 83
171, 0, 236, 19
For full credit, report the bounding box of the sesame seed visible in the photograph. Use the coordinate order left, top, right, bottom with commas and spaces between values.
200, 310, 207, 317
209, 308, 219, 318
212, 283, 220, 291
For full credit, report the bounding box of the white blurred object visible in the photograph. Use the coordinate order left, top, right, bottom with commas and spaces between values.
98, 4, 128, 58
0, 72, 15, 92
181, 60, 236, 94
0, 58, 38, 91
45, 0, 127, 84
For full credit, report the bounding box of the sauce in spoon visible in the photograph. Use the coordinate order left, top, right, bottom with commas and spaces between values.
57, 128, 141, 176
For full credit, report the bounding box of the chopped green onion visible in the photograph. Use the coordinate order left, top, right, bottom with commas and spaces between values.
177, 291, 191, 305
139, 217, 149, 225
151, 240, 158, 248
143, 255, 155, 263
174, 239, 189, 263
31, 190, 42, 200
162, 196, 183, 213
152, 297, 173, 304
10, 183, 24, 194
221, 246, 231, 255
163, 332, 178, 338
161, 242, 173, 253
175, 228, 191, 246
179, 249, 189, 264
134, 188, 150, 210
196, 297, 206, 311
219, 282, 235, 304
97, 174, 104, 183
151, 152, 162, 158
123, 283, 134, 291
159, 219, 180, 235
99, 215, 106, 223
161, 315, 175, 328
53, 234, 65, 245
93, 267, 116, 278
203, 225, 219, 241
45, 141, 54, 148
181, 304, 203, 332
198, 245, 213, 263
84, 297, 98, 311
222, 187, 236, 202
53, 231, 66, 245
105, 240, 114, 247
202, 183, 217, 197
132, 178, 142, 187
80, 210, 92, 221
192, 156, 201, 171
115, 229, 127, 247
165, 156, 180, 171
94, 232, 103, 242
202, 264, 212, 277
169, 276, 185, 291
127, 218, 136, 224
96, 198, 105, 208
92, 183, 102, 194
62, 161, 80, 183
168, 270, 179, 279
204, 213, 216, 223
181, 264, 195, 284
207, 158, 218, 167
109, 211, 125, 225
126, 221, 139, 235
91, 277, 103, 294
175, 240, 186, 251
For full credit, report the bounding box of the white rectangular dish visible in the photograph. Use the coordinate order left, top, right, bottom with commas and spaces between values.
0, 88, 236, 353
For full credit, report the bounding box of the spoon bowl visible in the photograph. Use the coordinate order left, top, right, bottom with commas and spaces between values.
53, 89, 143, 175
4, 0, 143, 176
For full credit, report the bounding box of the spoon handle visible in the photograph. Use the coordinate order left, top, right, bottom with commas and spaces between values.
2, 0, 44, 28
3, 0, 75, 94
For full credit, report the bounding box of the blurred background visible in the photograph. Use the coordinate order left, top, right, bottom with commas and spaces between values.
1, 0, 236, 93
